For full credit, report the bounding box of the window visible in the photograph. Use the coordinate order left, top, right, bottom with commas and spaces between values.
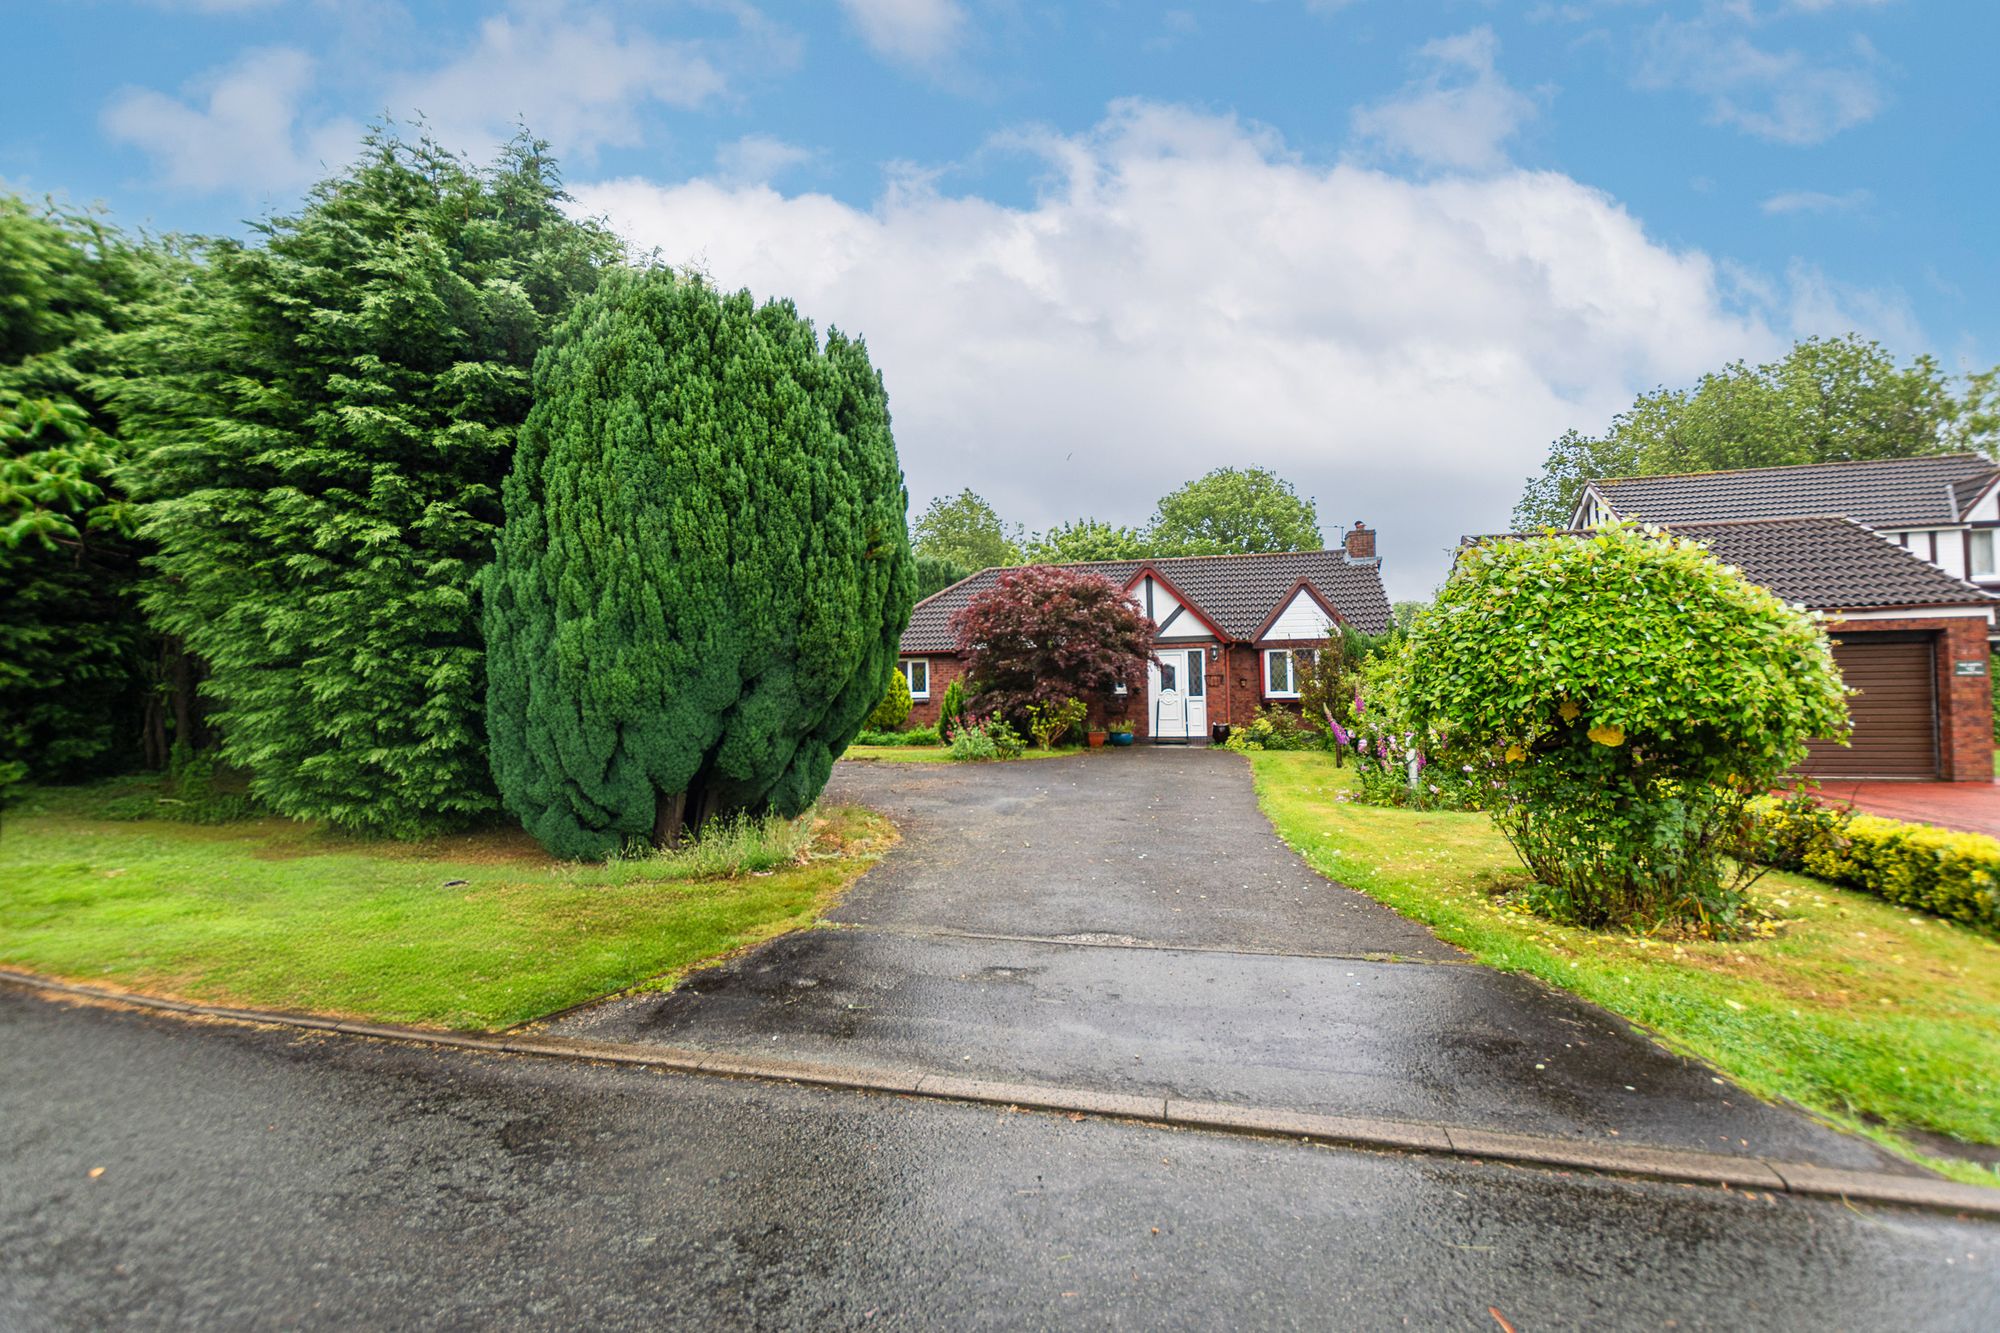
1264, 649, 1300, 698
900, 658, 930, 700
1972, 530, 1996, 579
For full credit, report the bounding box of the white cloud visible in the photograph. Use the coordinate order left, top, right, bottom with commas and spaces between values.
714, 134, 814, 186
101, 47, 361, 193
576, 101, 1782, 597
1783, 259, 1922, 349
1350, 27, 1539, 172
838, 0, 969, 68
1761, 187, 1870, 214
1637, 18, 1884, 144
387, 5, 728, 159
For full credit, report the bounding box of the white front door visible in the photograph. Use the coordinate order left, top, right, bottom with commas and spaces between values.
1148, 647, 1210, 742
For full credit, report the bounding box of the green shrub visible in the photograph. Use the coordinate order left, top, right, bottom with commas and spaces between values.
1222, 707, 1321, 753
868, 669, 914, 730
1403, 524, 1849, 932
1748, 795, 2000, 934
949, 716, 1024, 761
852, 726, 941, 747
99, 744, 260, 825
939, 678, 967, 740
1025, 697, 1086, 750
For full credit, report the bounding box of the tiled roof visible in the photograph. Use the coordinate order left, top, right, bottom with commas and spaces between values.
901, 550, 1391, 653
1462, 516, 1994, 612
1586, 454, 1999, 527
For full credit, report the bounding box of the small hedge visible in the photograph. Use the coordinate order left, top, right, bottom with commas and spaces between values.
1748, 793, 2000, 934
852, 727, 941, 748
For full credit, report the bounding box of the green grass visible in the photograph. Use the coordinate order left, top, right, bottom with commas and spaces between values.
840, 745, 1084, 763
1248, 750, 2000, 1185
0, 778, 895, 1031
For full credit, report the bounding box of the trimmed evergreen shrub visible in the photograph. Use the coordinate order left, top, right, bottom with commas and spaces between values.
868, 668, 913, 730
107, 130, 621, 837
1748, 795, 2000, 934
483, 268, 915, 859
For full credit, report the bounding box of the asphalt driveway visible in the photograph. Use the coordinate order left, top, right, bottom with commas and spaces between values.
551, 748, 1909, 1170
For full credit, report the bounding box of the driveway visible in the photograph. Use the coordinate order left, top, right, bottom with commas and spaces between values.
551, 749, 1910, 1172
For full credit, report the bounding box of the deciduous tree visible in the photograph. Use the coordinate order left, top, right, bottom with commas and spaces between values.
1513, 335, 1996, 528
1024, 517, 1153, 563
912, 489, 1021, 570
1150, 467, 1321, 555
953, 566, 1154, 724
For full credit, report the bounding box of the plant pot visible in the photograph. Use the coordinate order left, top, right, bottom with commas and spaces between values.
1108, 731, 1135, 747
1087, 731, 1108, 748
1211, 724, 1232, 745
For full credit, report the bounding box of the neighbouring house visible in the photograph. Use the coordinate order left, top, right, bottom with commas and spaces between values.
1569, 453, 2000, 642
898, 524, 1391, 743
1482, 512, 1996, 782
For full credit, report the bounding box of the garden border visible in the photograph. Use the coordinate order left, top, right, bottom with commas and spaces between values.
5, 966, 1997, 1220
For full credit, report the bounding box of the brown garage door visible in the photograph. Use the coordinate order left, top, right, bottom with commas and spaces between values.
1801, 633, 1938, 779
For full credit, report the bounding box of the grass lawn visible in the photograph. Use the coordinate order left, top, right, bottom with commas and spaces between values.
1248, 750, 2000, 1185
840, 745, 1085, 762
0, 778, 894, 1032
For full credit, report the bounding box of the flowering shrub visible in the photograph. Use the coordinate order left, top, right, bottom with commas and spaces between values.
1401, 524, 1849, 932
938, 678, 967, 740
1341, 646, 1488, 811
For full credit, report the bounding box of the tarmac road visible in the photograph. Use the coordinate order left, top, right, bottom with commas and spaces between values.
3, 991, 1996, 1331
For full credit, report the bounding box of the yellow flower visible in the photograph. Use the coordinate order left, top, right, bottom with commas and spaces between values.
1588, 723, 1625, 747
1558, 700, 1581, 722
1505, 744, 1526, 764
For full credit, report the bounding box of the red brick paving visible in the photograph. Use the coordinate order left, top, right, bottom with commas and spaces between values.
1805, 777, 2000, 838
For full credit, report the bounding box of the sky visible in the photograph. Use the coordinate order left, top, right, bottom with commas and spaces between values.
8, 1, 1996, 600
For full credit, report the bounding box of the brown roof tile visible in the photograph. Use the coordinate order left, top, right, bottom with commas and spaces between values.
900, 550, 1391, 654
1463, 516, 1995, 612
1588, 454, 1998, 527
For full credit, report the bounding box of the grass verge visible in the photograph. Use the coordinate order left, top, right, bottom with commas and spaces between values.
1248, 750, 2000, 1185
0, 778, 894, 1031
840, 745, 1084, 763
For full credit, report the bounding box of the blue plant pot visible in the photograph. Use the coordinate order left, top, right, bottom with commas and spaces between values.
1108, 732, 1135, 747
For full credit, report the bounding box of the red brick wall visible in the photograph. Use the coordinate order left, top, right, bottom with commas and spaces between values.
901, 654, 969, 731
1825, 615, 1994, 783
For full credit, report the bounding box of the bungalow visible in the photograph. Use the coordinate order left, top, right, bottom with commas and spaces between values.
898, 524, 1392, 742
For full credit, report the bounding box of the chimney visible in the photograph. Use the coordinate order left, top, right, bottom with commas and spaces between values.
1343, 520, 1376, 561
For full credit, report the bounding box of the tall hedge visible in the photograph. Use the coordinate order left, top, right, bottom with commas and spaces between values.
483, 269, 915, 859
1, 196, 166, 805
107, 130, 621, 835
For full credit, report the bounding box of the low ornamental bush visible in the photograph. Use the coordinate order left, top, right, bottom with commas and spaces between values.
868, 670, 914, 730
1402, 524, 1849, 933
1748, 793, 2000, 934
1341, 645, 1489, 812
1222, 708, 1322, 753
1025, 697, 1087, 750
938, 679, 968, 741
949, 715, 1024, 761
852, 726, 942, 748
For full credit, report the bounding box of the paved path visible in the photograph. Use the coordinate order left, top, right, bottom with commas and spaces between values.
1807, 776, 2000, 836
551, 749, 1910, 1171
4, 992, 1995, 1329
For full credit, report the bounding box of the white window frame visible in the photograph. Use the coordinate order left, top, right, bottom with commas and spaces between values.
1972, 529, 1996, 579
900, 658, 930, 701
1263, 649, 1300, 699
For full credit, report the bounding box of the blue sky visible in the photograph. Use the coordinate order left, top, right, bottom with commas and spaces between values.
8, 1, 1995, 598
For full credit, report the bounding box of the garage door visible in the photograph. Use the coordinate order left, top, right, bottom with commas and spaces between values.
1801, 634, 1938, 779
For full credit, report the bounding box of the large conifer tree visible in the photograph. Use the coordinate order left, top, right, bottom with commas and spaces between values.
483, 268, 914, 859
1, 196, 166, 805
109, 130, 621, 835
